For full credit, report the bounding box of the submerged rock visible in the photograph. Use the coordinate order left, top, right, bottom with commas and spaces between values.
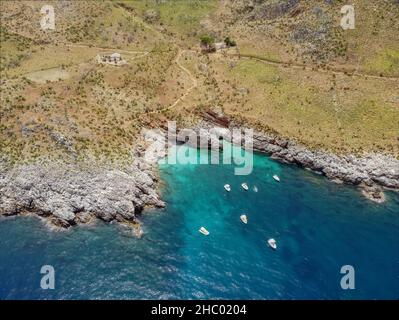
361, 186, 386, 204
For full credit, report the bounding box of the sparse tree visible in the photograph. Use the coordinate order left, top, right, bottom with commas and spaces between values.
224, 36, 236, 47
200, 35, 215, 52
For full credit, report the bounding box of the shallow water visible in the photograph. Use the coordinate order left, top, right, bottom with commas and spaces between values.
0, 146, 398, 299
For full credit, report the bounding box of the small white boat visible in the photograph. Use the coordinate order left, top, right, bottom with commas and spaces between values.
267, 238, 277, 250
224, 184, 231, 192
240, 214, 248, 224
273, 175, 280, 182
253, 186, 258, 192
241, 183, 249, 191
199, 227, 209, 236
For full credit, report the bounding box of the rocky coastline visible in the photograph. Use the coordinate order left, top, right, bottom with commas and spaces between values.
198, 111, 399, 202
147, 114, 398, 203
249, 133, 397, 202
0, 156, 165, 232
0, 112, 398, 232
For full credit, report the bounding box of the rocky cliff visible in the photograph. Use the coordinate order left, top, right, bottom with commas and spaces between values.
0, 157, 165, 230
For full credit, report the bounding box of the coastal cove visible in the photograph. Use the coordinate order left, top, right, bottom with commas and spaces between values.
0, 145, 398, 299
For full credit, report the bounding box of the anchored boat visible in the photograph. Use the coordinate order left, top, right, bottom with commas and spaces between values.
199, 227, 209, 236
240, 214, 248, 224
267, 238, 277, 250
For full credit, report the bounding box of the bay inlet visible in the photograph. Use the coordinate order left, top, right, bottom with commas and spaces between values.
0, 145, 398, 299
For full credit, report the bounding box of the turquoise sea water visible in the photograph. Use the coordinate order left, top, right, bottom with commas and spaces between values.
0, 146, 398, 299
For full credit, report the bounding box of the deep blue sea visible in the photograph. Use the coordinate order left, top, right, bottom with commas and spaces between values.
0, 145, 398, 299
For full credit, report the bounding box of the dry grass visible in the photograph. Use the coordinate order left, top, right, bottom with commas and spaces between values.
209, 56, 399, 156
1, 0, 398, 164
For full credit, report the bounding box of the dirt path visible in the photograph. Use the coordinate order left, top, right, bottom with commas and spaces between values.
113, 3, 198, 113
148, 49, 198, 114
66, 43, 149, 57
168, 49, 198, 109
13, 44, 149, 79
236, 53, 399, 82
14, 38, 396, 117
11, 39, 198, 114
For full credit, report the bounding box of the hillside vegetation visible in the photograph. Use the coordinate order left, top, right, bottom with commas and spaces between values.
1, 0, 398, 164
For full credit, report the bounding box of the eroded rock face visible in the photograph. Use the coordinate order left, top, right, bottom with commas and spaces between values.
0, 160, 165, 229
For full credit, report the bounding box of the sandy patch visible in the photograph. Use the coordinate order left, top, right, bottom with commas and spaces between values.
26, 68, 70, 84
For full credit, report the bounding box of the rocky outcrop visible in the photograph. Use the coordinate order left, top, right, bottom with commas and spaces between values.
361, 185, 386, 204
248, 132, 399, 191
233, 0, 299, 20
0, 158, 165, 230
